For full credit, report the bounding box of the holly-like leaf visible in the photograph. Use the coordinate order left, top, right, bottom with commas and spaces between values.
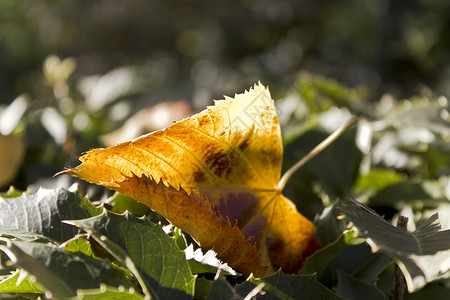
61, 83, 320, 277
0, 188, 95, 243
0, 237, 133, 299
67, 209, 196, 300
337, 198, 450, 292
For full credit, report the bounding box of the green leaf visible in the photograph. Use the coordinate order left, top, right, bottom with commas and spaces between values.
336, 271, 388, 300
0, 226, 53, 243
0, 269, 45, 294
352, 253, 391, 283
314, 202, 347, 246
206, 276, 242, 300
418, 147, 450, 178
80, 195, 104, 217
317, 243, 386, 289
0, 188, 96, 243
105, 192, 150, 216
236, 271, 345, 300
68, 210, 196, 300
381, 97, 450, 139
77, 228, 152, 298
369, 180, 449, 208
0, 186, 23, 198
299, 232, 351, 276
370, 97, 450, 177
194, 277, 213, 300
64, 232, 133, 282
0, 295, 34, 300
280, 72, 365, 144
295, 72, 365, 113
70, 285, 145, 300
355, 169, 404, 192
206, 277, 239, 300
0, 237, 133, 298
64, 236, 95, 257
337, 198, 450, 292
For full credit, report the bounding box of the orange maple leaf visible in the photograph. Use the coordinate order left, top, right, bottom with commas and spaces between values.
60, 83, 321, 277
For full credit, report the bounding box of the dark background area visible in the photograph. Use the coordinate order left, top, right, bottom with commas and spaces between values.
1, 0, 449, 105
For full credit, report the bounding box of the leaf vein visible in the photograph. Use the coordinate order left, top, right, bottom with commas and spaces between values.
129, 143, 187, 183
154, 134, 216, 181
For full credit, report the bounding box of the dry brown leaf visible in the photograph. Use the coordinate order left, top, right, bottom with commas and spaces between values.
61, 83, 320, 277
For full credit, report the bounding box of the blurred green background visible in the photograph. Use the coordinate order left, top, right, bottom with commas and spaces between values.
0, 0, 449, 193
1, 2, 449, 297
1, 0, 448, 103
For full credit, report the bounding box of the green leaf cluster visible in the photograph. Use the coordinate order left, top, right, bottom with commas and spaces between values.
276, 73, 450, 299
1, 73, 449, 299
0, 188, 345, 299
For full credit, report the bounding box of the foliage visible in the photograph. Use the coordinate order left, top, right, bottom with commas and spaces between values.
0, 58, 449, 299
336, 198, 450, 292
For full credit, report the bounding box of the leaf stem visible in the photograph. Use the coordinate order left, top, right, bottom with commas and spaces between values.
392, 216, 408, 300
277, 117, 358, 191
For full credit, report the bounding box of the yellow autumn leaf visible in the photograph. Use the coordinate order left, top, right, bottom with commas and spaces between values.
61, 83, 321, 277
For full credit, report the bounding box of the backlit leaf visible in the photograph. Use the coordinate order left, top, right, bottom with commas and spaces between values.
62, 83, 320, 277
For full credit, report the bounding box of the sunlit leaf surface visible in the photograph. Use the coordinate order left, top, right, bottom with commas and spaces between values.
63, 83, 320, 276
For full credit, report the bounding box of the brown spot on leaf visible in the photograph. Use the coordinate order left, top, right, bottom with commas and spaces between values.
197, 115, 210, 127
205, 150, 230, 177
193, 170, 206, 182
238, 138, 250, 152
